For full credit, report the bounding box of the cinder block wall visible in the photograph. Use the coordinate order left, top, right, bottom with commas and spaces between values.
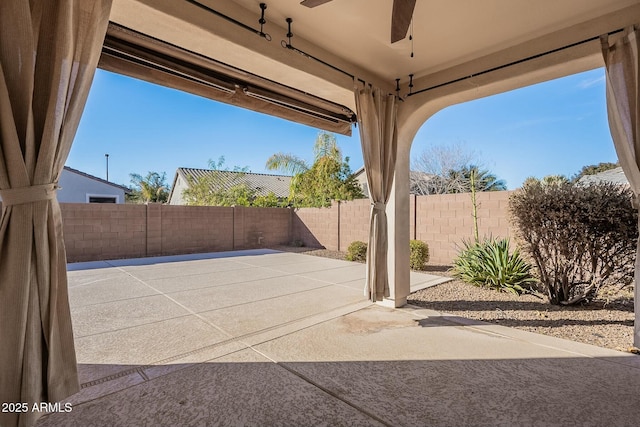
60, 204, 292, 262
160, 205, 234, 256
61, 203, 147, 262
291, 191, 513, 265
233, 206, 291, 249
415, 191, 514, 265
6, 191, 513, 264
292, 203, 339, 250
338, 199, 370, 251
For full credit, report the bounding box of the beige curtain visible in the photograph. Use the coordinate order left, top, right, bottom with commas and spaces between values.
354, 86, 398, 301
601, 27, 639, 348
0, 1, 112, 426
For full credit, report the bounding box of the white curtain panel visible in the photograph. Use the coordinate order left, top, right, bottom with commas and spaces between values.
354, 86, 398, 302
601, 27, 639, 348
0, 1, 112, 426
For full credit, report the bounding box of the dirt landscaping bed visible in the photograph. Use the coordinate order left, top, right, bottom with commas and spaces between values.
409, 276, 635, 353
273, 245, 637, 354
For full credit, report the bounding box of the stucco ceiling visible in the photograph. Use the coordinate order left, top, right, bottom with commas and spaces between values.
109, 0, 639, 109
232, 0, 638, 79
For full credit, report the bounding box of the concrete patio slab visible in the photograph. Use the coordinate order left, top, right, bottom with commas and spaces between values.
199, 284, 365, 337
327, 269, 450, 293
103, 249, 280, 267
143, 266, 286, 294
230, 251, 317, 267
254, 306, 640, 426
68, 275, 159, 307
340, 278, 371, 290
409, 270, 451, 292
74, 315, 230, 366
297, 263, 373, 284
71, 294, 191, 337
167, 274, 332, 313
35, 249, 640, 427
115, 259, 250, 281
260, 257, 356, 274
142, 341, 249, 381
40, 349, 387, 427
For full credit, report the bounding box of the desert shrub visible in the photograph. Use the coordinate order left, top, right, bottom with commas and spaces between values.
409, 240, 430, 270
346, 241, 368, 262
451, 237, 536, 295
509, 180, 637, 305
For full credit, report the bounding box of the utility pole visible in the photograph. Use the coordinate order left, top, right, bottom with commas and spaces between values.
105, 153, 109, 181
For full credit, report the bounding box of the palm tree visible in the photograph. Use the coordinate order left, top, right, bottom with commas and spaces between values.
266, 131, 360, 207
265, 152, 309, 176
129, 171, 169, 203
265, 131, 342, 175
447, 165, 507, 193
265, 151, 308, 206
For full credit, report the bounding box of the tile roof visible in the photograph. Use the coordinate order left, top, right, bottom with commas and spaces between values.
177, 168, 292, 198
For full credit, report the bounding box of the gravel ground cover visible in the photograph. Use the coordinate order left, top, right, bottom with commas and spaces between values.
272, 245, 637, 354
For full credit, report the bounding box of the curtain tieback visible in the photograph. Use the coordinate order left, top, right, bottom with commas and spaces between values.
371, 201, 386, 211
0, 184, 58, 206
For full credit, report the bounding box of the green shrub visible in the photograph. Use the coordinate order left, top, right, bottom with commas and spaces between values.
409, 240, 430, 270
253, 191, 284, 207
346, 241, 367, 262
451, 238, 537, 295
509, 180, 637, 305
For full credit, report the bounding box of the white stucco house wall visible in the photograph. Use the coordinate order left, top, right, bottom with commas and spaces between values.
57, 166, 130, 203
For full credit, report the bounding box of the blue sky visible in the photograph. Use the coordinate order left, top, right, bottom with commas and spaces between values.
68, 67, 617, 190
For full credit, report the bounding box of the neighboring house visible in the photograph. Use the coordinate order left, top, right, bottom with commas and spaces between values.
353, 166, 433, 197
0, 166, 129, 204
353, 167, 369, 197
168, 167, 292, 205
57, 166, 130, 203
578, 167, 629, 187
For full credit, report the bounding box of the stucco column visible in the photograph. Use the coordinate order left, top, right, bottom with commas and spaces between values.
384, 134, 412, 307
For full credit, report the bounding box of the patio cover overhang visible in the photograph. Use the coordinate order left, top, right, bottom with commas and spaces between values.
1, 1, 639, 426
106, 0, 638, 111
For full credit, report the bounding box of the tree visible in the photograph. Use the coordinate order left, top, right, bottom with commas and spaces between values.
184, 180, 255, 207
446, 165, 507, 193
182, 157, 257, 207
573, 162, 619, 181
411, 142, 476, 193
411, 143, 506, 194
412, 142, 477, 179
253, 191, 283, 207
522, 175, 569, 188
266, 131, 363, 207
129, 171, 169, 203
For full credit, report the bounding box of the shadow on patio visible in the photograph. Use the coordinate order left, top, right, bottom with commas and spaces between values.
35, 250, 640, 426
38, 355, 640, 427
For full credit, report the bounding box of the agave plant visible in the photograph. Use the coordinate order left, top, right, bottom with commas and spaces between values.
451, 238, 537, 295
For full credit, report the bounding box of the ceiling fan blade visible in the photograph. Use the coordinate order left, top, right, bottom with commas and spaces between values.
300, 0, 333, 7
391, 0, 416, 43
